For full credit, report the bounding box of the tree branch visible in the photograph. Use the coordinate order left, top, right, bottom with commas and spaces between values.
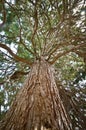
49, 43, 86, 64
19, 24, 34, 55
0, 43, 33, 66
31, 5, 38, 57
0, 1, 6, 28
47, 42, 70, 61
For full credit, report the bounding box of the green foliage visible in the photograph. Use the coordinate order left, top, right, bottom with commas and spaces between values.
55, 53, 85, 82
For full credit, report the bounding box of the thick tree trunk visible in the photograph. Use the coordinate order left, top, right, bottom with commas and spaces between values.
0, 57, 72, 130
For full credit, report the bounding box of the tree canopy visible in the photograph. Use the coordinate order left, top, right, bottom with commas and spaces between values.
0, 0, 86, 130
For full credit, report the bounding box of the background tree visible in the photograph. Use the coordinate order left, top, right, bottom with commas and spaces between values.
0, 0, 86, 130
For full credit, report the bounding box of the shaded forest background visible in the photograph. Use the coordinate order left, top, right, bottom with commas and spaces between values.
0, 0, 86, 130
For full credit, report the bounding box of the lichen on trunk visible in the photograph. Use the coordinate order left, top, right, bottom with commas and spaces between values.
0, 57, 72, 130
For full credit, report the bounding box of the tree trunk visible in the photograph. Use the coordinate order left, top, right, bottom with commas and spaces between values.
0, 57, 72, 130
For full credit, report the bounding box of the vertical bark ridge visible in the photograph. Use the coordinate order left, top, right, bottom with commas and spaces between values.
0, 57, 72, 130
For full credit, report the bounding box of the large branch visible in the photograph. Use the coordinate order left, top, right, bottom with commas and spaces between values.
49, 43, 86, 64
31, 5, 38, 57
0, 43, 33, 66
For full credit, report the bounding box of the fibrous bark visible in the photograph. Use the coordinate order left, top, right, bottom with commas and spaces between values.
0, 57, 72, 130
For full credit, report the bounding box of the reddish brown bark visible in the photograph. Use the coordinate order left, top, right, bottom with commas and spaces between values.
0, 57, 72, 130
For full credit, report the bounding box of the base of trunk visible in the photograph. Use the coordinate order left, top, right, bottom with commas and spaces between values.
0, 58, 72, 130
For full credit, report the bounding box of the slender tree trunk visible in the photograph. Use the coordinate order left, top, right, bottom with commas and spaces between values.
0, 57, 72, 130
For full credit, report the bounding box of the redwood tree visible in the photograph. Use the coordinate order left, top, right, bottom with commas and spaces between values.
0, 0, 86, 130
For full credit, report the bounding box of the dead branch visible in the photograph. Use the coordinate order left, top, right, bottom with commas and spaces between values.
10, 70, 29, 80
